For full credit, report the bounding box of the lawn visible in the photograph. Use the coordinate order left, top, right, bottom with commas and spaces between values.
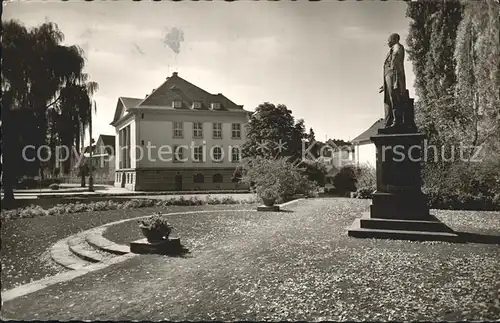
2, 198, 500, 321
0, 203, 256, 291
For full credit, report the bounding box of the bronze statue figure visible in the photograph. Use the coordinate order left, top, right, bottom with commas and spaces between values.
379, 33, 410, 130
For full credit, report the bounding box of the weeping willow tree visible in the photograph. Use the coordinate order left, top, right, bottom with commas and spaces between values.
1, 20, 98, 204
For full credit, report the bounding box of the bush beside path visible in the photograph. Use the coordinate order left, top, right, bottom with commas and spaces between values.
2, 198, 500, 321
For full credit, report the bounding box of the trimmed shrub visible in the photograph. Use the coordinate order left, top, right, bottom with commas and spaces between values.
300, 159, 327, 187
332, 165, 357, 192
423, 157, 500, 211
355, 186, 376, 199
355, 164, 376, 189
239, 156, 319, 201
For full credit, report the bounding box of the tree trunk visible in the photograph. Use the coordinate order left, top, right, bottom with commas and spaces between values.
2, 105, 16, 206
80, 175, 86, 187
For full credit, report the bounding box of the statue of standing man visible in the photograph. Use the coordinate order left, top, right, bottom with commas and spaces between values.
379, 33, 407, 129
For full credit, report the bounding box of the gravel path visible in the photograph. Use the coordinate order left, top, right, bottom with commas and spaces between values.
2, 198, 499, 321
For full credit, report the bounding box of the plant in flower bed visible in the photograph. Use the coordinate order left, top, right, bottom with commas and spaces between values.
1, 195, 258, 221
354, 186, 376, 199
138, 212, 173, 242
239, 156, 319, 206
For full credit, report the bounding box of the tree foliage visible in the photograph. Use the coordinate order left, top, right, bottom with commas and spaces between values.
406, 0, 463, 149
242, 102, 307, 161
406, 0, 500, 204
1, 19, 98, 202
454, 0, 500, 152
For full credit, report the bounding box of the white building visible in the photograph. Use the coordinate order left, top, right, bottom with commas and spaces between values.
110, 72, 252, 191
351, 118, 384, 169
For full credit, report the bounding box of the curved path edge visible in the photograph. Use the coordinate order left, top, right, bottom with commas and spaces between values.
1, 198, 305, 304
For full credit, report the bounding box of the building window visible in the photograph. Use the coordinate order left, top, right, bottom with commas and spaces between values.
210, 102, 221, 110
231, 123, 241, 139
173, 122, 183, 138
119, 125, 131, 169
193, 173, 204, 183
141, 113, 144, 119
173, 100, 182, 108
192, 102, 202, 109
213, 173, 223, 183
173, 145, 184, 162
231, 147, 241, 162
212, 146, 223, 162
193, 122, 203, 138
212, 123, 222, 139
194, 146, 203, 162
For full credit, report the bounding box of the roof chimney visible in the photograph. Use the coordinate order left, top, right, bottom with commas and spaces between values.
172, 72, 178, 77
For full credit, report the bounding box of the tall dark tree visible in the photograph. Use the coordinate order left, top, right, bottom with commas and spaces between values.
454, 0, 500, 154
1, 20, 98, 204
406, 0, 463, 148
242, 102, 307, 161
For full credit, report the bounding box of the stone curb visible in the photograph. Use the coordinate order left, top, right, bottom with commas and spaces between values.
68, 234, 106, 263
50, 238, 89, 270
278, 198, 304, 208
85, 227, 130, 255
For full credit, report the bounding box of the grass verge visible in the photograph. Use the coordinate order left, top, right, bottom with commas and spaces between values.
1, 195, 260, 221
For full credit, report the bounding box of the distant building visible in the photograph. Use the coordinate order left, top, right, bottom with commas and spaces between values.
351, 118, 384, 168
89, 135, 116, 185
110, 72, 252, 191
70, 135, 116, 185
319, 139, 355, 186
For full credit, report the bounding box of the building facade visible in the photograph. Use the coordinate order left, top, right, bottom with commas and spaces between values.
351, 118, 384, 169
110, 72, 252, 191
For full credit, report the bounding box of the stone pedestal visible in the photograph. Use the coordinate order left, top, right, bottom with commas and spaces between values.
348, 130, 459, 242
130, 237, 182, 254
257, 205, 280, 212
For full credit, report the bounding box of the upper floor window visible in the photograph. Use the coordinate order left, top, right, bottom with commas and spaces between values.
193, 122, 203, 138
173, 100, 182, 108
210, 102, 221, 110
231, 123, 241, 139
173, 122, 183, 138
192, 102, 202, 110
212, 123, 222, 139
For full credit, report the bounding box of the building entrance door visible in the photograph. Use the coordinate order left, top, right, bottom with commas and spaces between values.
174, 174, 182, 191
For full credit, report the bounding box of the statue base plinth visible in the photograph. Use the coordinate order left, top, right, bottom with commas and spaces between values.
347, 131, 458, 242
378, 124, 417, 135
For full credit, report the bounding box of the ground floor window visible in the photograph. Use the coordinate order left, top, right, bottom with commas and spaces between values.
193, 173, 204, 183
213, 173, 223, 183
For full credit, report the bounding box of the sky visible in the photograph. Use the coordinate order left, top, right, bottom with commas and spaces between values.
3, 0, 416, 144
